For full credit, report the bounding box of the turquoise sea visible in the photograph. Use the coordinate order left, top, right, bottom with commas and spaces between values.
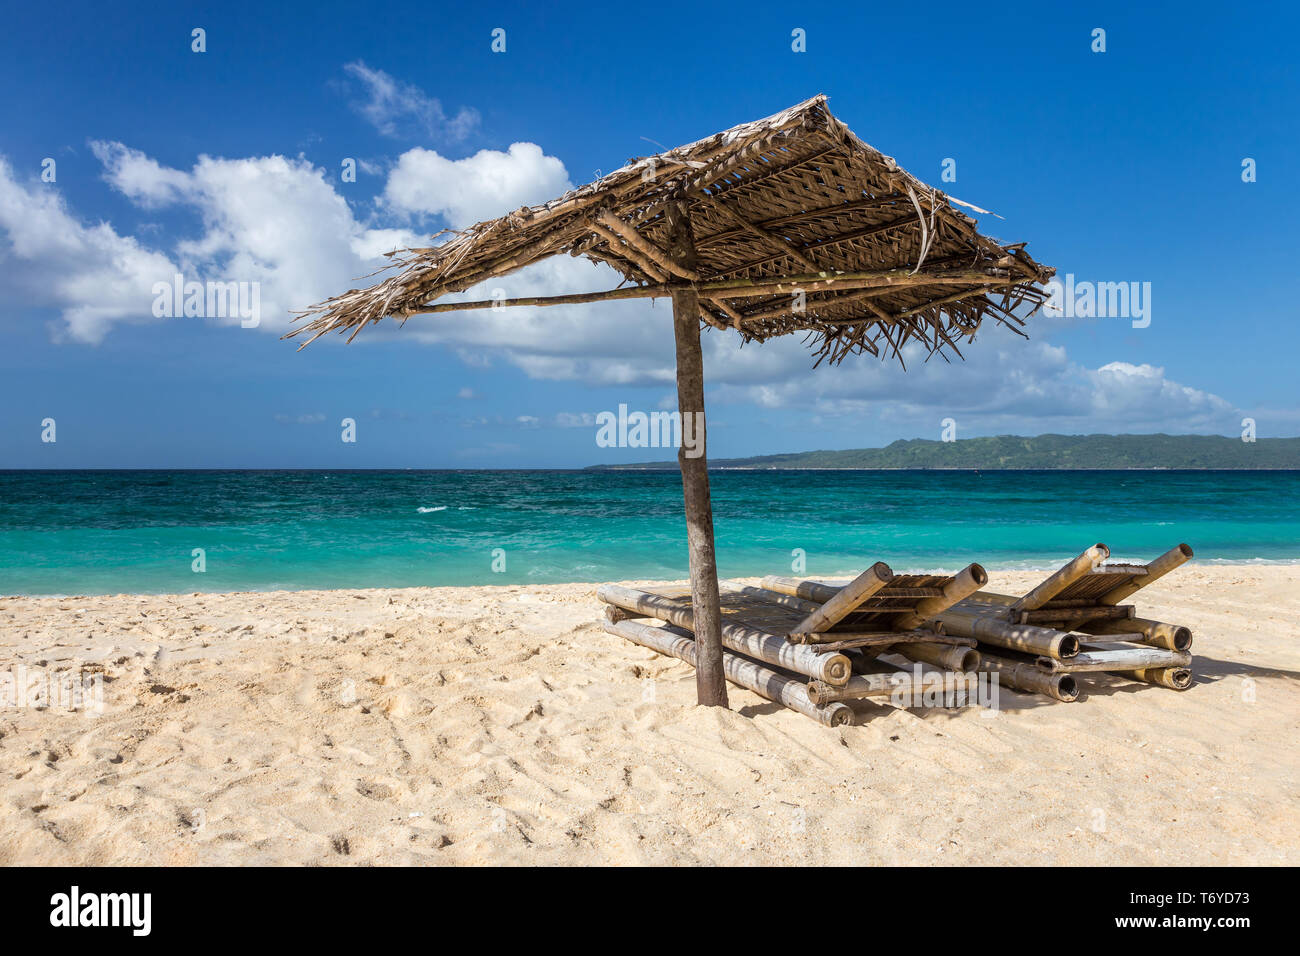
1, 469, 1298, 596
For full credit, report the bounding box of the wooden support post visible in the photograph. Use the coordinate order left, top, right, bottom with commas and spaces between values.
666, 200, 728, 708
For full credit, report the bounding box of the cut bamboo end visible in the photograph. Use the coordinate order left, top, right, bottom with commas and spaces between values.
939, 610, 1081, 660
1117, 666, 1193, 690
978, 652, 1080, 702
1051, 674, 1079, 702
1167, 626, 1193, 653
820, 654, 852, 685
1085, 615, 1193, 652
604, 605, 645, 624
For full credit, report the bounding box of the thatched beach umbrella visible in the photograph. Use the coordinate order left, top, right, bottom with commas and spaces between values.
290, 95, 1054, 709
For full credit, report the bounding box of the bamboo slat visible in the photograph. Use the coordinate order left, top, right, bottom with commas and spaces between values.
1098, 544, 1194, 604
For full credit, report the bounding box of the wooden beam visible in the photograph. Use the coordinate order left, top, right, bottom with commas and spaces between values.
666, 200, 728, 709
589, 222, 669, 282
398, 268, 1012, 317
595, 210, 698, 280
738, 286, 901, 325
704, 297, 746, 329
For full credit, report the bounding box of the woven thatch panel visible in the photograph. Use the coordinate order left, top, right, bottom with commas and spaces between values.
291, 96, 1053, 363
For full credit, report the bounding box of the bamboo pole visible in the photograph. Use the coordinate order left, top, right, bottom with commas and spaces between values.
1010, 543, 1109, 613
1039, 646, 1192, 673
936, 609, 1080, 660
666, 200, 726, 708
786, 629, 955, 650
1020, 605, 1134, 625
764, 565, 987, 633
589, 222, 670, 282
595, 210, 699, 280
604, 619, 854, 726
1083, 616, 1192, 652
760, 575, 839, 603
977, 652, 1079, 702
1098, 543, 1194, 605
732, 586, 824, 616
790, 562, 892, 634
1116, 666, 1193, 690
892, 563, 989, 630
807, 665, 986, 706
806, 672, 908, 705
603, 604, 647, 624
897, 641, 980, 672
400, 268, 1014, 316
597, 584, 852, 684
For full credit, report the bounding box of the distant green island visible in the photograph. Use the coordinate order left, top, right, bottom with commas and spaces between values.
587, 434, 1300, 470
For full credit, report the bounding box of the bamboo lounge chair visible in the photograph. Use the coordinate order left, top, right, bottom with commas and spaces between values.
600, 562, 991, 727
599, 544, 1195, 726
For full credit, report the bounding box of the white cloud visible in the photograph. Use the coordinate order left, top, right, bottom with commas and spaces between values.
89, 142, 190, 207
703, 326, 1239, 434
93, 143, 422, 337
0, 156, 179, 344
342, 61, 478, 142
383, 143, 571, 228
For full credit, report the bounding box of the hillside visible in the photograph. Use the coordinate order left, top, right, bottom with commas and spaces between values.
587, 433, 1300, 470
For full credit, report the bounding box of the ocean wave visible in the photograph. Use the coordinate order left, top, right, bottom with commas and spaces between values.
417, 506, 448, 513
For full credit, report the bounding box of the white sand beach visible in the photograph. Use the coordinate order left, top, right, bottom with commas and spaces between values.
1, 565, 1297, 866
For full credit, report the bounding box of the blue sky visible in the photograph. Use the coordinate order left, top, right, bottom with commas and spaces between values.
1, 0, 1296, 467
